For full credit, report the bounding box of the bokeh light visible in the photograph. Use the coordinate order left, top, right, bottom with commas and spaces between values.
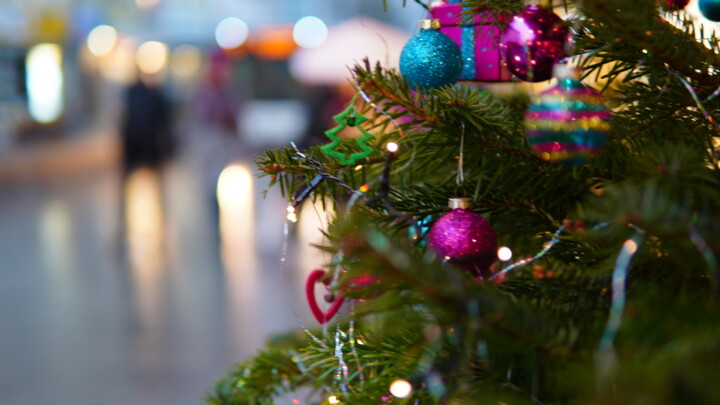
215, 17, 249, 49
135, 0, 161, 10
86, 25, 118, 57
389, 379, 413, 398
286, 206, 298, 223
135, 40, 169, 74
125, 167, 165, 274
217, 164, 253, 208
253, 26, 296, 60
497, 246, 513, 262
623, 239, 638, 255
26, 43, 63, 124
292, 16, 328, 48
216, 164, 255, 265
99, 36, 137, 84
170, 44, 202, 79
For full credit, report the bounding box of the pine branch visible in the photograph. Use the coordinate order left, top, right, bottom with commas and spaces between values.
580, 0, 720, 86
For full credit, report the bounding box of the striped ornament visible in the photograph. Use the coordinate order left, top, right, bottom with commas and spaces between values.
525, 77, 611, 164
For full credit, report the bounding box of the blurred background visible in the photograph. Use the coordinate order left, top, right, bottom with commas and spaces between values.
0, 1, 421, 404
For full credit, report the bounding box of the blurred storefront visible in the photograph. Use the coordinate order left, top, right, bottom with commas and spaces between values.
0, 0, 418, 178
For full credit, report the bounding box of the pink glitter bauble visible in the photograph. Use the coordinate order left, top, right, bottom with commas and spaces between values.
427, 208, 497, 276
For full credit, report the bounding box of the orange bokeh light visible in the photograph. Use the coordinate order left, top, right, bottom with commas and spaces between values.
250, 25, 297, 60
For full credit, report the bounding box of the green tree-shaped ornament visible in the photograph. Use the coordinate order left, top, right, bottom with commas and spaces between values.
320, 99, 374, 165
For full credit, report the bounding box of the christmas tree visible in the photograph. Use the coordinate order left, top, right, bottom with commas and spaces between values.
206, 0, 720, 403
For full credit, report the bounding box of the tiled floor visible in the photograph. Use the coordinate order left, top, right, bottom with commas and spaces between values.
0, 134, 330, 405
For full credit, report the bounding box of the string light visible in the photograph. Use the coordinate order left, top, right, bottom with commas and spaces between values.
497, 246, 513, 262
334, 327, 350, 393
491, 225, 566, 280
328, 395, 340, 404
348, 306, 365, 388
666, 65, 720, 131
367, 137, 414, 224
389, 379, 413, 398
286, 206, 298, 223
352, 80, 405, 138
623, 239, 638, 255
596, 229, 646, 382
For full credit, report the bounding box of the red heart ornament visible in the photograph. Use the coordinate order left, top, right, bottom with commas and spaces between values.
305, 269, 345, 324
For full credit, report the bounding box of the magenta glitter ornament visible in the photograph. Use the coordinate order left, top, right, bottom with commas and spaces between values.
499, 5, 569, 82
660, 0, 689, 9
429, 1, 512, 82
427, 198, 497, 276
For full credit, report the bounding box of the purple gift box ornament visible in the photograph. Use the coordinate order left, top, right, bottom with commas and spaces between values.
429, 0, 512, 82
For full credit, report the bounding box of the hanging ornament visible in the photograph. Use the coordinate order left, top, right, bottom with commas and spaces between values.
699, 0, 720, 21
320, 97, 374, 165
426, 198, 497, 277
659, 0, 689, 10
429, 1, 512, 82
499, 4, 569, 82
524, 64, 611, 164
305, 269, 381, 324
399, 19, 463, 89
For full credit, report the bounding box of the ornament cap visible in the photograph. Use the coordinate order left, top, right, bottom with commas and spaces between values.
418, 19, 441, 30
448, 198, 473, 210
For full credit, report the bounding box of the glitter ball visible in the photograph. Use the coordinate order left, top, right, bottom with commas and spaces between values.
499, 5, 568, 82
400, 25, 462, 89
427, 207, 497, 276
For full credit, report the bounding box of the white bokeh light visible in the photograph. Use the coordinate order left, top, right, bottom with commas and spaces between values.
215, 17, 249, 49
135, 41, 169, 74
217, 164, 253, 208
26, 43, 64, 123
389, 379, 413, 398
86, 25, 118, 57
497, 246, 513, 262
293, 16, 328, 48
99, 37, 137, 84
135, 0, 161, 10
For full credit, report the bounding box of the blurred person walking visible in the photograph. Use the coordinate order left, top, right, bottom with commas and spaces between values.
117, 75, 174, 261
120, 76, 174, 173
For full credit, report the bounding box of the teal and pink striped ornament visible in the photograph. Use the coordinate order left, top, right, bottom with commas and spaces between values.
525, 67, 611, 164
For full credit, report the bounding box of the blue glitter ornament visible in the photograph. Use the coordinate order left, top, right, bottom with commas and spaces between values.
699, 0, 720, 21
399, 19, 462, 90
